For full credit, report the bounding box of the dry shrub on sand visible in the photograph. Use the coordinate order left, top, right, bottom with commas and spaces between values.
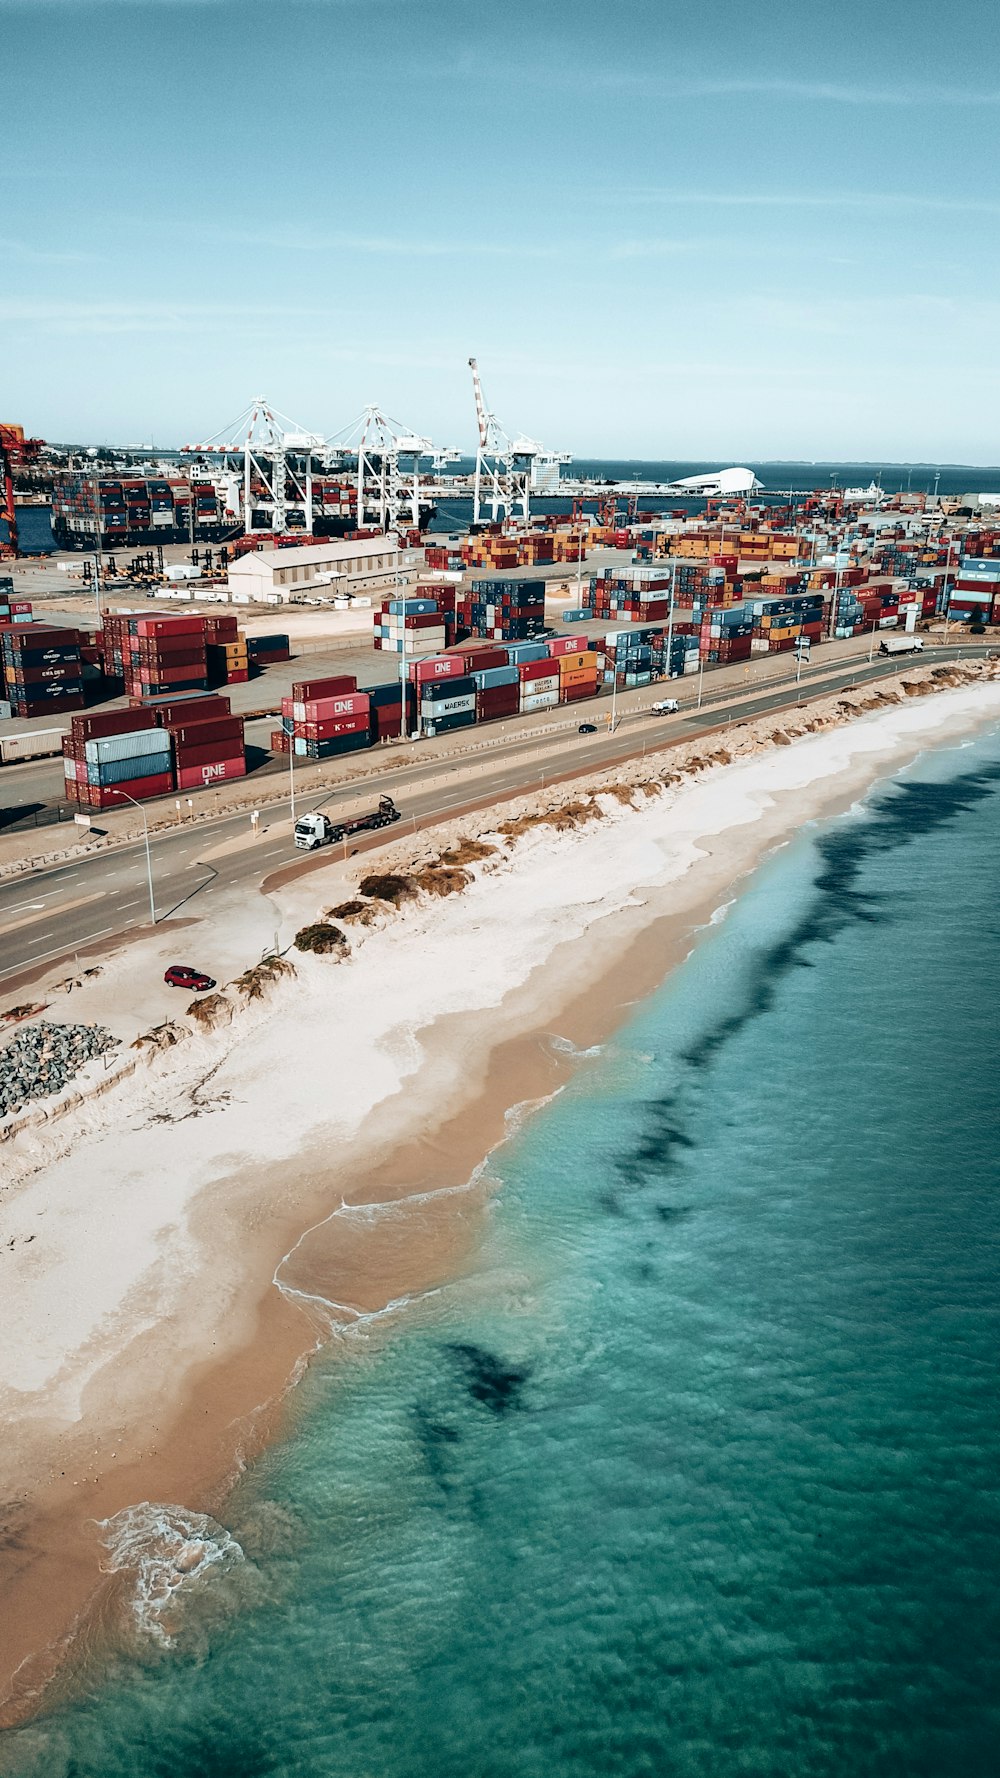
357, 872, 418, 906
434, 838, 497, 866
187, 993, 233, 1029
233, 955, 296, 1000
131, 1021, 186, 1053
601, 785, 637, 807
324, 899, 377, 925
413, 866, 470, 898
294, 922, 350, 956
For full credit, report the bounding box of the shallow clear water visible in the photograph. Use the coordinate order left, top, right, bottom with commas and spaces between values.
7, 723, 1000, 1777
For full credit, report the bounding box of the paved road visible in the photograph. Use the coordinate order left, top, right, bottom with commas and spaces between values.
0, 645, 986, 983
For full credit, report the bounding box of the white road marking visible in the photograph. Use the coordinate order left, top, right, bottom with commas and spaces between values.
7, 901, 47, 913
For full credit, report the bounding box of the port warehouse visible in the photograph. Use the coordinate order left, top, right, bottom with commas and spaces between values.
225, 536, 419, 601
2, 512, 999, 799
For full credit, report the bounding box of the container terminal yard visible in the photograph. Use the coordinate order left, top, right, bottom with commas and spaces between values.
3, 380, 1000, 946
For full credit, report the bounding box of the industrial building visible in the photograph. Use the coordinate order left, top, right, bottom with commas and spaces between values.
226, 535, 417, 604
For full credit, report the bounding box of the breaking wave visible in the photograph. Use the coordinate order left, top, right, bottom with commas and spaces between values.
97, 1504, 244, 1646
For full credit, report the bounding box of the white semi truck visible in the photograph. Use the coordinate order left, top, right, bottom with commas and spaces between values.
878, 636, 925, 657
294, 795, 401, 851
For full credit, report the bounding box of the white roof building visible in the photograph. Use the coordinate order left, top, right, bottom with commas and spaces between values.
227, 535, 417, 604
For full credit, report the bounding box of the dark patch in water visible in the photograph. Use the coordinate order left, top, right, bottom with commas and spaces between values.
681, 764, 1000, 1071
447, 1343, 531, 1415
654, 1204, 693, 1223
412, 1404, 461, 1492
617, 762, 1000, 1179
597, 1189, 626, 1216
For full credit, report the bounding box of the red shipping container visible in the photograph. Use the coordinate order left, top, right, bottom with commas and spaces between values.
176, 755, 247, 791
136, 647, 207, 670
90, 770, 174, 808
410, 656, 469, 684
271, 729, 290, 753
144, 694, 232, 723
174, 739, 246, 770
300, 713, 370, 740
168, 717, 244, 748
519, 658, 559, 683
225, 669, 250, 683
4, 626, 80, 648
135, 616, 207, 639
291, 675, 357, 700
137, 663, 206, 686
545, 636, 590, 657
297, 692, 370, 722
560, 679, 598, 702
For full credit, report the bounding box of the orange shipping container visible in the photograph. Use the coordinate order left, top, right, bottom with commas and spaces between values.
557, 651, 598, 675
560, 667, 599, 691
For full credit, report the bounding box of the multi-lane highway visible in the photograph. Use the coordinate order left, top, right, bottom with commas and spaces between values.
0, 644, 986, 986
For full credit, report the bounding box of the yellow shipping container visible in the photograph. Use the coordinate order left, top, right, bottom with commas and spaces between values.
558, 651, 597, 674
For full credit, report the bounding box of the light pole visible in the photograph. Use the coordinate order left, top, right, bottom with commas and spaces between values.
664, 559, 677, 681
868, 618, 878, 663
91, 464, 103, 629
109, 789, 156, 926
289, 736, 296, 824
697, 649, 706, 709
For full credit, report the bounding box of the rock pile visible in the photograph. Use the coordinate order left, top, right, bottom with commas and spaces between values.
0, 1019, 120, 1120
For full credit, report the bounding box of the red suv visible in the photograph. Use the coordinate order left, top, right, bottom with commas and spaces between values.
164, 965, 217, 992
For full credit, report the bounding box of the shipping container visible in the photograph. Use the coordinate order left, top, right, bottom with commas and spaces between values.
176, 755, 249, 789
83, 729, 173, 765
290, 674, 357, 701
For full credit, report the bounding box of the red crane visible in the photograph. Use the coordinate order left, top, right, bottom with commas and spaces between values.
0, 424, 45, 560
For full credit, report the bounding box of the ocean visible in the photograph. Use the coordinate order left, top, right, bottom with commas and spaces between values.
7, 456, 1000, 552
6, 719, 1000, 1776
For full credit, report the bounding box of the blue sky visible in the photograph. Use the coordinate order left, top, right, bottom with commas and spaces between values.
2, 0, 998, 460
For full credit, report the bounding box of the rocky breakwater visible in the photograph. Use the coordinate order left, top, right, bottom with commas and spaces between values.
0, 1019, 120, 1121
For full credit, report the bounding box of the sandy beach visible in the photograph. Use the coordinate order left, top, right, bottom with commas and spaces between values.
2, 661, 999, 1724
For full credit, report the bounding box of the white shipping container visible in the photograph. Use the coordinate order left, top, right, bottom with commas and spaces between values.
1, 727, 66, 764
520, 689, 559, 711
84, 729, 173, 765
419, 693, 476, 719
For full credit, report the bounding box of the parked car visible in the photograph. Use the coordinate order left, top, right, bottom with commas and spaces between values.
164, 965, 217, 992
578, 722, 598, 734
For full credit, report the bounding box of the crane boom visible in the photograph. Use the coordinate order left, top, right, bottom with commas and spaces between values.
468, 357, 490, 450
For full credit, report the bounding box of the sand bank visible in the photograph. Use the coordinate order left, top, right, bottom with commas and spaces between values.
1, 663, 999, 1721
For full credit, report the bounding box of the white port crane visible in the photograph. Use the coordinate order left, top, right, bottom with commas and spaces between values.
182, 398, 326, 536
326, 405, 459, 538
467, 357, 569, 527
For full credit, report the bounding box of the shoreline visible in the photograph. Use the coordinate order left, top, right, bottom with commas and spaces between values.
2, 664, 999, 1727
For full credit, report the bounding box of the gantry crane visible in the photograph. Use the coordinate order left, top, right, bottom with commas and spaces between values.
467, 358, 568, 527
0, 424, 45, 560
327, 405, 459, 537
182, 398, 325, 536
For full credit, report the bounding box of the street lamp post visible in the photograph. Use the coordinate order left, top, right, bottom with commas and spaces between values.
110, 789, 156, 926
697, 650, 705, 709
91, 464, 103, 629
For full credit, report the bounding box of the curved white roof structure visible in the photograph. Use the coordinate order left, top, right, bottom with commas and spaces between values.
666, 467, 763, 496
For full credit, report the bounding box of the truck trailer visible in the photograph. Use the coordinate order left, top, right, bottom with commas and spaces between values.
878, 636, 925, 657
294, 794, 401, 851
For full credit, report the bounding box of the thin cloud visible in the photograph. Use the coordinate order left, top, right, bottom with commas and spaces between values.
624, 189, 1000, 216
0, 236, 98, 264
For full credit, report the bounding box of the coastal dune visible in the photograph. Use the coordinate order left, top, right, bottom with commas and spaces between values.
1, 662, 999, 1721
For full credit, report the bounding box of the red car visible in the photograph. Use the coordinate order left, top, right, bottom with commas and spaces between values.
164, 965, 217, 992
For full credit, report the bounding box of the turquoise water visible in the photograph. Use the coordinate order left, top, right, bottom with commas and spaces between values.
7, 723, 1000, 1777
